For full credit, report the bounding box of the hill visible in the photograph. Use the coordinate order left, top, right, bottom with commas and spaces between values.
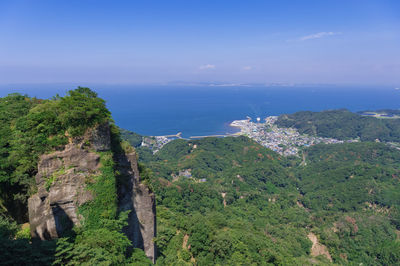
2, 91, 400, 265
0, 88, 154, 265
135, 136, 400, 265
275, 109, 400, 142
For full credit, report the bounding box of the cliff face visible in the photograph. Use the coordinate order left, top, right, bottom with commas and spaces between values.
28, 142, 99, 239
28, 123, 156, 261
117, 151, 157, 263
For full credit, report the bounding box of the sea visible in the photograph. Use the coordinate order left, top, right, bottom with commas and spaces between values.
1, 84, 400, 138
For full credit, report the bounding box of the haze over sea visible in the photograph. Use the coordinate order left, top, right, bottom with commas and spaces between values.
1, 85, 400, 138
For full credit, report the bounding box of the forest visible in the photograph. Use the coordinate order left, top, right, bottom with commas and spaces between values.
276, 109, 400, 142
1, 89, 400, 265
131, 137, 400, 265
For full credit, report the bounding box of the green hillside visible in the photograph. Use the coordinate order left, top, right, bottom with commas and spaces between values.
276, 109, 400, 142
138, 137, 400, 265
1, 90, 400, 265
298, 143, 400, 264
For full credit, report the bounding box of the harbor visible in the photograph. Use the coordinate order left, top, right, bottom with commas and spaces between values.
145, 115, 361, 156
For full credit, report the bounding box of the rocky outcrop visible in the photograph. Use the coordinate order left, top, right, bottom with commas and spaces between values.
28, 123, 110, 239
28, 123, 156, 262
308, 232, 332, 262
28, 142, 101, 239
84, 122, 111, 151
117, 150, 156, 263
69, 122, 111, 151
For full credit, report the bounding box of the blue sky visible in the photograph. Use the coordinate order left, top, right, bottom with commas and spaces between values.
0, 0, 399, 85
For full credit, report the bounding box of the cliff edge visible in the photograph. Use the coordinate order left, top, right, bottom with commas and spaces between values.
117, 150, 157, 263
28, 123, 156, 261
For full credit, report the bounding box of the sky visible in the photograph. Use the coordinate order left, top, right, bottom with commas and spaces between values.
0, 0, 399, 86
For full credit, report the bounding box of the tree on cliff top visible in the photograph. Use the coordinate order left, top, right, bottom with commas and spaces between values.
0, 87, 111, 221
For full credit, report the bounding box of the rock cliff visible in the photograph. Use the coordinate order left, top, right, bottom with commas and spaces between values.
28, 123, 156, 261
117, 151, 157, 263
28, 142, 98, 239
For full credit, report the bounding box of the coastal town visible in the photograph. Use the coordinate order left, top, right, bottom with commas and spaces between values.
231, 116, 358, 156
141, 135, 174, 153
143, 115, 360, 156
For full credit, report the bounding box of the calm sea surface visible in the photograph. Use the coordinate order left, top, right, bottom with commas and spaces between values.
1, 85, 400, 138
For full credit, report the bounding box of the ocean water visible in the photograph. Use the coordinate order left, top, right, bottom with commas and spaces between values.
1, 85, 400, 138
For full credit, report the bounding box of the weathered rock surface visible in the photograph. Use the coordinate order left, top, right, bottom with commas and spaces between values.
28, 123, 111, 239
85, 122, 111, 151
117, 151, 157, 263
28, 143, 101, 239
28, 123, 157, 262
71, 122, 111, 151
308, 232, 332, 262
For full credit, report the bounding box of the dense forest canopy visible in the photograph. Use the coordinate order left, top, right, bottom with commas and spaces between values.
1, 88, 400, 265
125, 135, 400, 265
276, 109, 400, 142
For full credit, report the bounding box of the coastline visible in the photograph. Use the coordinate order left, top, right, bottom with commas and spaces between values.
229, 120, 246, 136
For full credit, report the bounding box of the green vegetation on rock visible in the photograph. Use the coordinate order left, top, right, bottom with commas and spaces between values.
0, 87, 110, 221
0, 88, 152, 265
